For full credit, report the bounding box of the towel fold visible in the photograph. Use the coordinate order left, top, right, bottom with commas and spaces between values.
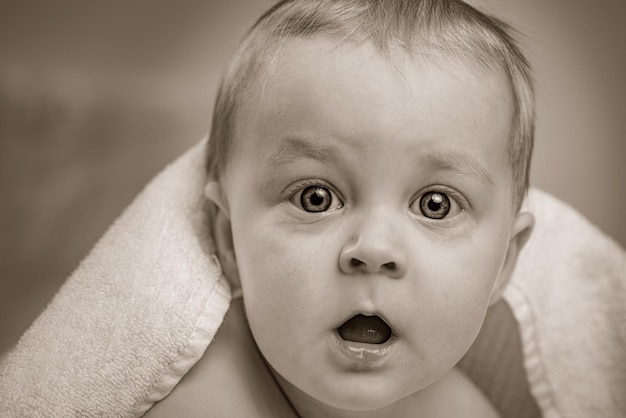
0, 140, 231, 417
0, 139, 624, 417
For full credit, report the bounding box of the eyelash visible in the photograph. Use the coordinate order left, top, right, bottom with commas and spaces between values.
284, 179, 332, 196
419, 186, 468, 208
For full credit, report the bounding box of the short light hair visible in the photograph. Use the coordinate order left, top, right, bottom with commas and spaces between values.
206, 0, 534, 210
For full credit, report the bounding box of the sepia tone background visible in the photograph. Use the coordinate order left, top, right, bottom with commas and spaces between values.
1, 0, 625, 355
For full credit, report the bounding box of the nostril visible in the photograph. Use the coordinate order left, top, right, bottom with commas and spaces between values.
350, 258, 364, 268
345, 257, 401, 275
382, 262, 396, 271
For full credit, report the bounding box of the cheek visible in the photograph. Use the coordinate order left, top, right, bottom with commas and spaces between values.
411, 232, 508, 349
230, 218, 338, 350
236, 229, 322, 304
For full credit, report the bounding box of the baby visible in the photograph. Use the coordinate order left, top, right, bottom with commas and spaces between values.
148, 0, 535, 416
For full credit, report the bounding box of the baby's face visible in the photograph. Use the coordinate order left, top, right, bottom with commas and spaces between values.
218, 38, 527, 412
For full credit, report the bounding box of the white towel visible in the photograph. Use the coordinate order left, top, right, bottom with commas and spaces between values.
0, 140, 231, 417
505, 190, 626, 417
1, 139, 624, 417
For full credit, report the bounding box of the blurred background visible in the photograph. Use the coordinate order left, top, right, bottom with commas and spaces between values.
1, 0, 624, 354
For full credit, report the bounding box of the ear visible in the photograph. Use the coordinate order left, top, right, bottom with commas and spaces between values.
204, 181, 240, 289
204, 181, 230, 220
489, 211, 534, 305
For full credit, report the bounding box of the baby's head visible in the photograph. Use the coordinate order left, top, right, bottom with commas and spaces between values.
205, 0, 535, 413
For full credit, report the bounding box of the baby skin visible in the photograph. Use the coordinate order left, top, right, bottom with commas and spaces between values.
146, 37, 533, 417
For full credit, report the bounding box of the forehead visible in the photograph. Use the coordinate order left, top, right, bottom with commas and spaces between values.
229, 37, 513, 188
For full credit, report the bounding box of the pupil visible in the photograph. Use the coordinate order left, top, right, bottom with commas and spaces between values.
310, 190, 325, 206
428, 199, 441, 212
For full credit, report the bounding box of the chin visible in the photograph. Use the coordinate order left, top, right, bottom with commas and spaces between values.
306, 372, 410, 412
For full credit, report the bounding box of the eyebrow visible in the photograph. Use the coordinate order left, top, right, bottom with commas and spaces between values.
268, 136, 337, 167
422, 150, 496, 190
267, 136, 496, 190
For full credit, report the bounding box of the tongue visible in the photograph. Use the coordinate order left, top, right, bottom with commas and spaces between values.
338, 314, 392, 344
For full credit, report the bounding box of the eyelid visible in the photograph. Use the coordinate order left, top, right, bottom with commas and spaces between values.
412, 185, 469, 210
283, 178, 336, 197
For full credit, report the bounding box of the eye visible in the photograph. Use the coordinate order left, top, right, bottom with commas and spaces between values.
291, 185, 343, 213
412, 191, 460, 220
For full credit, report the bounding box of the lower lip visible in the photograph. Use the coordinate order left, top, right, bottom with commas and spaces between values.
332, 331, 397, 367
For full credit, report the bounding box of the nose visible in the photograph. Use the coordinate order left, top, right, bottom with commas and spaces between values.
338, 212, 408, 279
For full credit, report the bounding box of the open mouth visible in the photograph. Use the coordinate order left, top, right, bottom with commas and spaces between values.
338, 314, 392, 344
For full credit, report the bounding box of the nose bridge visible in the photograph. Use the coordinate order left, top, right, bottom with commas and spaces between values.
339, 205, 408, 278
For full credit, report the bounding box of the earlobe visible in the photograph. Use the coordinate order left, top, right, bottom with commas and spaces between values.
489, 212, 535, 305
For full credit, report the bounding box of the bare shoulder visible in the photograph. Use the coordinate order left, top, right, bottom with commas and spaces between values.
144, 299, 296, 417
434, 367, 500, 418
398, 367, 500, 417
